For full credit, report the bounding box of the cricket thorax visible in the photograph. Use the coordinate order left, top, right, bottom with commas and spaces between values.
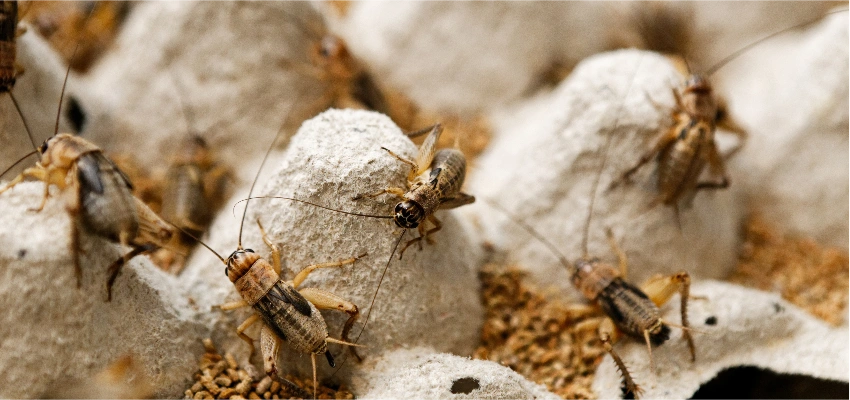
680, 74, 717, 122
572, 258, 619, 301
229, 250, 280, 305
40, 134, 100, 170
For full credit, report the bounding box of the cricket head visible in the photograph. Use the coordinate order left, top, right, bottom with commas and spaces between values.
225, 248, 260, 282
393, 200, 425, 229
683, 74, 712, 95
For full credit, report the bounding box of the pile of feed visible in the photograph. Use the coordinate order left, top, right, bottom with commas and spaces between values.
183, 339, 353, 400
474, 265, 606, 399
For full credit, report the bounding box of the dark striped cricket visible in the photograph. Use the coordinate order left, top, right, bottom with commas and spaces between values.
189, 102, 367, 398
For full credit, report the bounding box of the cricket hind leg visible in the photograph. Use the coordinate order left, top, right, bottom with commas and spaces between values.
105, 243, 156, 302
259, 326, 311, 398
641, 271, 695, 362
299, 287, 362, 361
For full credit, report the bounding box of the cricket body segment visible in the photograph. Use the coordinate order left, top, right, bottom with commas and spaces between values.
655, 75, 724, 206
0, 0, 18, 92
357, 123, 474, 256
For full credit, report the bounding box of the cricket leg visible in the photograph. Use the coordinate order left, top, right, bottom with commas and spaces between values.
715, 99, 748, 159
260, 324, 282, 377
421, 214, 442, 245
352, 186, 406, 201
257, 219, 281, 276
605, 228, 628, 278
609, 130, 677, 190
236, 314, 260, 357
641, 271, 695, 362
71, 221, 82, 288
290, 253, 366, 288
217, 299, 250, 311
106, 245, 153, 302
600, 318, 642, 399
299, 287, 362, 361
381, 146, 418, 177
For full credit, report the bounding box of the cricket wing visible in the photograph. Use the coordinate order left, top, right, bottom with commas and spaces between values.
266, 283, 313, 317
415, 124, 443, 172
439, 192, 475, 210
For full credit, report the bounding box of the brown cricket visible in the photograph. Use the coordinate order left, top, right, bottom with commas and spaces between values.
152, 77, 233, 273
189, 102, 366, 398
0, 43, 175, 301
609, 8, 847, 219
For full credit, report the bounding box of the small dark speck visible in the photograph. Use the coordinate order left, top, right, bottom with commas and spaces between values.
17, 249, 27, 259
450, 377, 480, 394
705, 316, 717, 326
773, 303, 784, 313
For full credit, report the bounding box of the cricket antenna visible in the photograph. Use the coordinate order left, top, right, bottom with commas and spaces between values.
171, 223, 226, 264
483, 198, 573, 273
0, 150, 37, 180
330, 228, 407, 377
52, 4, 94, 139
53, 49, 75, 138
169, 70, 200, 139
8, 92, 34, 149
705, 8, 848, 76
232, 196, 394, 220
237, 97, 299, 249
580, 56, 644, 258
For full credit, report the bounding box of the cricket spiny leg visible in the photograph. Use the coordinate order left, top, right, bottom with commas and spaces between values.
600, 319, 642, 399
260, 324, 282, 378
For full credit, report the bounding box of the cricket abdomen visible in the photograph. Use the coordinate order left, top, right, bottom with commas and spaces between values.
254, 282, 329, 355
597, 278, 669, 345
657, 117, 710, 204
0, 1, 16, 92
161, 164, 208, 232
77, 153, 139, 241
431, 149, 466, 198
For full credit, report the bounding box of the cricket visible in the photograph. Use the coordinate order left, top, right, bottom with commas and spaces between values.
188, 102, 368, 398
